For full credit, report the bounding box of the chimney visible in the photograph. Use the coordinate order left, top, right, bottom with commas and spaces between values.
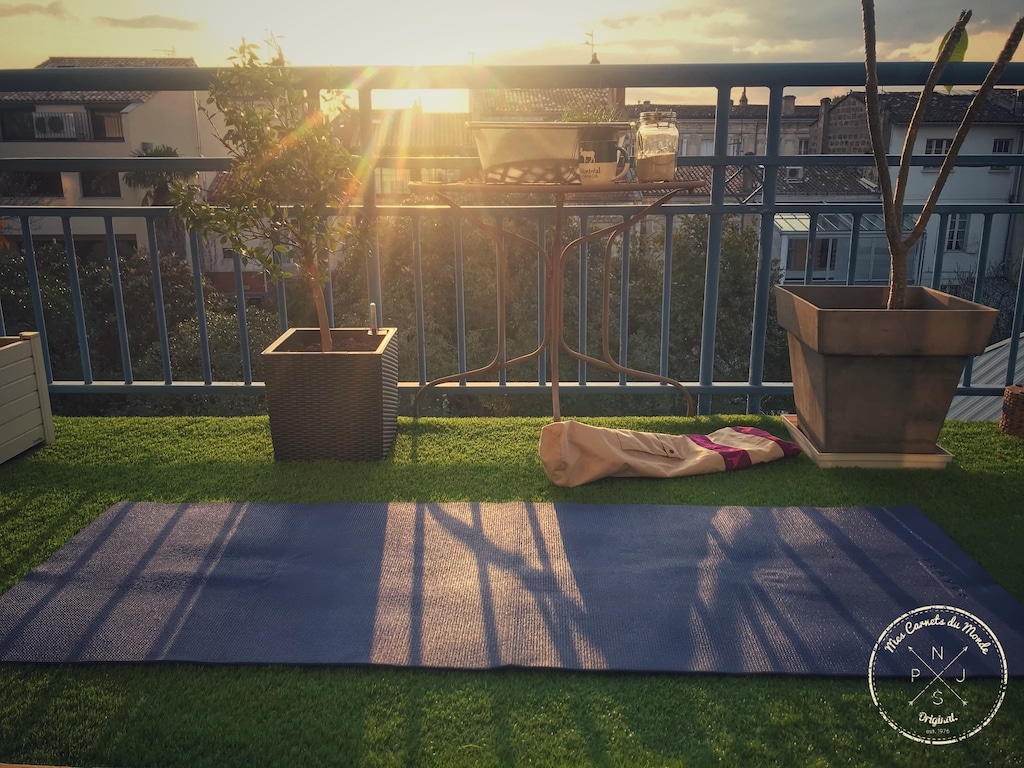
817, 97, 832, 153
783, 95, 796, 115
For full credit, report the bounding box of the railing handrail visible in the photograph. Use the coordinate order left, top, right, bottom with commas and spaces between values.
1, 61, 1022, 91
2, 60, 1023, 416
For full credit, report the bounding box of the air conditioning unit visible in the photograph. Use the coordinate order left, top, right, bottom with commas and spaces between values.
785, 166, 805, 182
33, 112, 78, 140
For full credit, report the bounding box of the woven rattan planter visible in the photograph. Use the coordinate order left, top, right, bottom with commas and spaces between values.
1000, 385, 1024, 438
262, 327, 399, 461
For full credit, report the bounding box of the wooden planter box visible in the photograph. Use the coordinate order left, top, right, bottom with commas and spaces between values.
0, 332, 54, 465
261, 327, 399, 461
775, 285, 997, 457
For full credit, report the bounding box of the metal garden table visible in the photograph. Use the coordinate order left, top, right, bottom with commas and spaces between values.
408, 180, 704, 421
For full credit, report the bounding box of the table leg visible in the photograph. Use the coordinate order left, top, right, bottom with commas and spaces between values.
551, 189, 695, 417
412, 195, 552, 418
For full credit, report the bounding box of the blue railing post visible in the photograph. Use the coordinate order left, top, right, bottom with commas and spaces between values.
359, 86, 384, 328
747, 86, 785, 414
61, 217, 92, 385
188, 227, 214, 385
697, 86, 733, 414
19, 217, 51, 383
231, 251, 253, 386
104, 216, 133, 384
146, 216, 173, 385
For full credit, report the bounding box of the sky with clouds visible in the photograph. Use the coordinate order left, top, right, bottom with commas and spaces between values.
1, 0, 1021, 108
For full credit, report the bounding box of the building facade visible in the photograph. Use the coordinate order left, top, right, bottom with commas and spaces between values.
0, 57, 223, 261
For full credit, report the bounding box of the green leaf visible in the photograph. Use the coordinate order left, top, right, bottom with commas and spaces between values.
939, 25, 969, 93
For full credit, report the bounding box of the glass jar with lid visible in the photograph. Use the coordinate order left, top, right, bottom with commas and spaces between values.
635, 111, 679, 182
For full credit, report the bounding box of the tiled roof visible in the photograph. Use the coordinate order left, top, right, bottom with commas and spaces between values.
623, 103, 820, 121
674, 162, 875, 199
37, 57, 197, 69
567, 162, 875, 206
474, 88, 615, 115
839, 91, 1022, 125
374, 111, 475, 154
0, 56, 197, 104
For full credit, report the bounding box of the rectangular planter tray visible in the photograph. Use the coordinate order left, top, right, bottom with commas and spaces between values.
782, 415, 952, 469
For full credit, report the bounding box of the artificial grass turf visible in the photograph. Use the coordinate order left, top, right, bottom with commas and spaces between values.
0, 415, 1022, 767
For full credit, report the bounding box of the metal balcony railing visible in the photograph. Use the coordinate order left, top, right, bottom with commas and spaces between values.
1, 62, 1023, 415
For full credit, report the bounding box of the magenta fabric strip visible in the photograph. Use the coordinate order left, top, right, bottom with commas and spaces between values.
687, 433, 753, 471
731, 426, 803, 457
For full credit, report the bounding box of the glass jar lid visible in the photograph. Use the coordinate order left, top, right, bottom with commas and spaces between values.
639, 110, 677, 123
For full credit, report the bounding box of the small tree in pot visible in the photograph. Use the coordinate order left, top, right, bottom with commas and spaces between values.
174, 41, 399, 461
775, 6, 1023, 460
173, 40, 358, 352
863, 2, 1024, 310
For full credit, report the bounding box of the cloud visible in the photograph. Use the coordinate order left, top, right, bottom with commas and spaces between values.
622, 0, 1021, 65
600, 13, 643, 31
0, 1, 67, 19
94, 14, 203, 31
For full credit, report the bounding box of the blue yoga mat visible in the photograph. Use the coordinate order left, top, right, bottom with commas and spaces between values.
0, 502, 1021, 676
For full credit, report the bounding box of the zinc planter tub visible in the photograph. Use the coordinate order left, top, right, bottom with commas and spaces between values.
774, 285, 997, 462
261, 327, 399, 462
0, 332, 54, 465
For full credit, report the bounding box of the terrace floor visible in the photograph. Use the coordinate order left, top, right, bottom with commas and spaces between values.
0, 414, 1022, 767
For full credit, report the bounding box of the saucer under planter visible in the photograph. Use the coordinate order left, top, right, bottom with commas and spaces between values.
775, 285, 996, 459
262, 327, 399, 461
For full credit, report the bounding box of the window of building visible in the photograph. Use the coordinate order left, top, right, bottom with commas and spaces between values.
0, 171, 64, 198
798, 138, 810, 155
421, 168, 460, 184
699, 139, 715, 157
786, 237, 838, 273
925, 138, 953, 154
80, 170, 122, 198
374, 167, 411, 195
945, 213, 969, 251
991, 137, 1013, 171
88, 109, 125, 140
0, 110, 35, 140
923, 138, 953, 172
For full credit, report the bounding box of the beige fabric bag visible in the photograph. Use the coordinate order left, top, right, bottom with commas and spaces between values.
539, 420, 800, 487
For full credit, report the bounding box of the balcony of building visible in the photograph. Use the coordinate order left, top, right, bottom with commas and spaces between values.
1, 59, 1024, 766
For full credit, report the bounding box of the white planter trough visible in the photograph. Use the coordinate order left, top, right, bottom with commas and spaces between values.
0, 332, 54, 465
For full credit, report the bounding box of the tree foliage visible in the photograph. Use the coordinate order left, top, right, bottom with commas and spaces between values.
172, 40, 357, 351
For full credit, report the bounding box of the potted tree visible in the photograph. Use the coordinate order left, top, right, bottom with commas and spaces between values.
174, 41, 398, 461
775, 3, 1023, 461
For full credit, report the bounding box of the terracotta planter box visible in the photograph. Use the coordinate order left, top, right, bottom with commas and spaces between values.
0, 332, 54, 465
261, 327, 399, 461
775, 285, 997, 455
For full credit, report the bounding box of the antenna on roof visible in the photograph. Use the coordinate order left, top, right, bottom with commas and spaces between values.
586, 32, 600, 64
155, 48, 177, 57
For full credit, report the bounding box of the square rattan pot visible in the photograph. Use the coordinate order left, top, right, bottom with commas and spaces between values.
262, 327, 398, 461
